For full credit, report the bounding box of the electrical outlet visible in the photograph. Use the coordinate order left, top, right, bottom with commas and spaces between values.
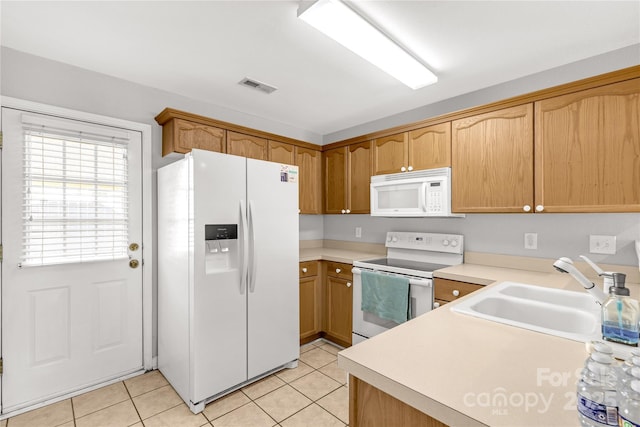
524, 233, 537, 250
355, 227, 362, 238
590, 235, 616, 254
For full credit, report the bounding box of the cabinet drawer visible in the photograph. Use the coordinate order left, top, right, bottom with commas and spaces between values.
326, 261, 353, 280
299, 261, 319, 278
434, 278, 483, 302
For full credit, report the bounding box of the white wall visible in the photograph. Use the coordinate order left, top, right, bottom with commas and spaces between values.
320, 213, 640, 267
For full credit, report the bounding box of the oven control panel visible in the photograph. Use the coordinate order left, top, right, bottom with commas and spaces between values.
385, 232, 464, 254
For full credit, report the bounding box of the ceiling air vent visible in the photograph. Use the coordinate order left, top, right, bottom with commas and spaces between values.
239, 78, 278, 94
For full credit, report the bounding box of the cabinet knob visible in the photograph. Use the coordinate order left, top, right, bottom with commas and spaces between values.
346, 282, 352, 288
535, 205, 544, 212
302, 267, 308, 273
298, 209, 301, 214
523, 205, 531, 212
346, 209, 351, 214
341, 209, 346, 214
433, 302, 441, 308
335, 268, 341, 273
407, 166, 414, 171
400, 166, 407, 172
452, 290, 460, 297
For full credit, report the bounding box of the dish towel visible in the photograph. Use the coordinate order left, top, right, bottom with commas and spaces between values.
361, 270, 410, 324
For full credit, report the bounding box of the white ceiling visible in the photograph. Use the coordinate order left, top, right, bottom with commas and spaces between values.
1, 1, 639, 137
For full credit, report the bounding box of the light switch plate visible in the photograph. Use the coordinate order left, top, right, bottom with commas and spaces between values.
589, 235, 616, 254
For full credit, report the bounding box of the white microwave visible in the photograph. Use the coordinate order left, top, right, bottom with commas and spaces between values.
370, 167, 463, 217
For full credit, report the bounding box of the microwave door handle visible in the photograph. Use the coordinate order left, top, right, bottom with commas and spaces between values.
420, 183, 428, 212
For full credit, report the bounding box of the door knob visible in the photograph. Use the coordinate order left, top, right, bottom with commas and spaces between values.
407, 166, 413, 171
346, 282, 352, 288
129, 259, 140, 268
535, 205, 544, 212
129, 243, 139, 251
452, 290, 460, 297
523, 205, 531, 212
336, 268, 341, 273
302, 267, 308, 273
346, 209, 351, 214
400, 166, 406, 172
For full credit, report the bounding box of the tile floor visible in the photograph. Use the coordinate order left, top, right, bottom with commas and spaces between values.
1, 340, 348, 427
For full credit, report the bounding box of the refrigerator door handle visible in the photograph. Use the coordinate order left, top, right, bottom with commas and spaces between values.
239, 200, 249, 295
248, 200, 257, 293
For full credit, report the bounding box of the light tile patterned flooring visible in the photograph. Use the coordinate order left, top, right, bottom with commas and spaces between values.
1, 340, 348, 427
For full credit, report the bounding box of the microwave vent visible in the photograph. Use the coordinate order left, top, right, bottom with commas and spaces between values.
371, 167, 451, 182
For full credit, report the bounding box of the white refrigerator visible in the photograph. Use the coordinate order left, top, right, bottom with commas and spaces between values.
158, 149, 299, 413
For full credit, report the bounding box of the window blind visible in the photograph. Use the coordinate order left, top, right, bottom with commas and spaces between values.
20, 114, 130, 267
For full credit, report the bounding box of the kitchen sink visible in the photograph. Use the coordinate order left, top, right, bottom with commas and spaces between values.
451, 281, 607, 342
451, 281, 637, 359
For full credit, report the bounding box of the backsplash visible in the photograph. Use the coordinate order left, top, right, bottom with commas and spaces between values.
301, 213, 640, 267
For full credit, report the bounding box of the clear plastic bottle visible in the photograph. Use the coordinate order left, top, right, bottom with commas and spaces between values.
618, 379, 640, 426
577, 351, 619, 426
620, 358, 640, 394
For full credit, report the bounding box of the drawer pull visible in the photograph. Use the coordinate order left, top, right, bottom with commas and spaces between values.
452, 290, 460, 297
433, 302, 440, 308
335, 268, 341, 274
302, 267, 308, 273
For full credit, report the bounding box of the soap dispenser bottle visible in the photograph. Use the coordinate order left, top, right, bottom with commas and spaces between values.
602, 273, 640, 346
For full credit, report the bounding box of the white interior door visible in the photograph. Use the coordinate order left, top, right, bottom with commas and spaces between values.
1, 107, 143, 412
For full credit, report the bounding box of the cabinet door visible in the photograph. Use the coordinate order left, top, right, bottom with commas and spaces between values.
300, 275, 321, 341
535, 79, 640, 212
408, 122, 451, 170
164, 118, 226, 156
326, 276, 353, 346
452, 104, 534, 213
296, 147, 322, 214
324, 147, 348, 214
348, 141, 372, 214
227, 131, 268, 160
372, 133, 408, 175
268, 140, 295, 165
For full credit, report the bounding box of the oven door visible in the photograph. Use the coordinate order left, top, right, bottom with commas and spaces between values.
351, 267, 433, 344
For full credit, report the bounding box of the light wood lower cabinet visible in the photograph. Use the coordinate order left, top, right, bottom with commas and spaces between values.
324, 262, 353, 347
299, 261, 353, 347
299, 261, 321, 344
433, 278, 483, 308
349, 376, 448, 427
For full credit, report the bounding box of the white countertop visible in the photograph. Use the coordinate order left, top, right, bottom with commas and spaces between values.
338, 264, 611, 427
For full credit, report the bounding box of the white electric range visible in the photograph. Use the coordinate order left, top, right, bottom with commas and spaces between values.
352, 231, 464, 344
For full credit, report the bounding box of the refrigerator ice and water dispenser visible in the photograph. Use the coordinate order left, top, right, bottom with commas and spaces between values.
205, 224, 238, 274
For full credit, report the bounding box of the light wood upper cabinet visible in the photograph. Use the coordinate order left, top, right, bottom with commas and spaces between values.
226, 131, 268, 160
372, 133, 408, 175
373, 125, 451, 175
268, 140, 295, 164
162, 118, 226, 156
324, 143, 372, 214
348, 141, 372, 214
296, 147, 322, 214
452, 104, 534, 213
534, 78, 640, 212
324, 147, 348, 214
408, 122, 451, 170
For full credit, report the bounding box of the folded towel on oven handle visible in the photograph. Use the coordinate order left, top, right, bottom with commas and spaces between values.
361, 270, 410, 324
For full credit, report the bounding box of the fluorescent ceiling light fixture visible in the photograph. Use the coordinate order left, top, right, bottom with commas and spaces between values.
298, 0, 437, 89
